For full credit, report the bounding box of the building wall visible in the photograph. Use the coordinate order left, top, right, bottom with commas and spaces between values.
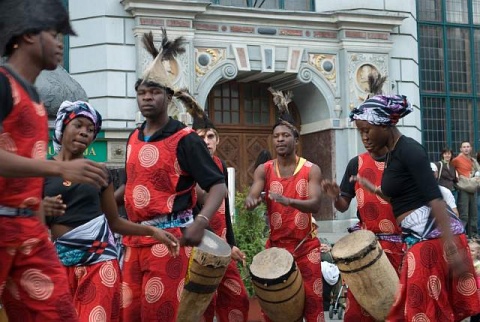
68, 0, 419, 230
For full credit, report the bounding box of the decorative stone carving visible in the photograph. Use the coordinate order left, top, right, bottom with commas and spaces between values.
307, 53, 337, 91
195, 47, 226, 86
35, 66, 88, 117
108, 142, 126, 163
348, 53, 388, 106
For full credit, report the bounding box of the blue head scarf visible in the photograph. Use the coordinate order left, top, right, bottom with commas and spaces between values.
349, 94, 412, 126
53, 100, 102, 153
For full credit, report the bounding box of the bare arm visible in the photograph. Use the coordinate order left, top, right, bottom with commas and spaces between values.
0, 149, 108, 188
114, 184, 125, 206
320, 179, 352, 213
245, 164, 266, 210
181, 182, 227, 246
101, 183, 179, 256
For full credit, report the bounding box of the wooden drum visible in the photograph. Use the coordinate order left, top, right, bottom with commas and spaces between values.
176, 229, 231, 322
331, 230, 399, 321
249, 247, 305, 322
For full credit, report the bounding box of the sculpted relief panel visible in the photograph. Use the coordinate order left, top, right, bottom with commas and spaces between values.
348, 53, 388, 107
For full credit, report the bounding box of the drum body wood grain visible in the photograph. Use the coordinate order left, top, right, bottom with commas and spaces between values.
331, 230, 399, 321
249, 247, 305, 322
176, 230, 231, 322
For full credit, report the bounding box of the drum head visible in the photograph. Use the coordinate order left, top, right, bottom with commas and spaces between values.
250, 247, 294, 279
197, 229, 231, 258
331, 230, 376, 260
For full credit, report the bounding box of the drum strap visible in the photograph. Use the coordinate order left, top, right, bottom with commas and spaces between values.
337, 248, 384, 274
184, 281, 219, 294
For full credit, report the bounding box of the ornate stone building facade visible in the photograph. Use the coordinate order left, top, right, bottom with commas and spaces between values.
67, 0, 418, 232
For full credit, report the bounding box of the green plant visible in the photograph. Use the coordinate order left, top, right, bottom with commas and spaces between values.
233, 187, 269, 297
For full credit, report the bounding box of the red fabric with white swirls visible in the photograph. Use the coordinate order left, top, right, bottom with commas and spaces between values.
65, 260, 121, 322
387, 235, 480, 321
0, 216, 78, 321
263, 160, 325, 322
0, 68, 48, 210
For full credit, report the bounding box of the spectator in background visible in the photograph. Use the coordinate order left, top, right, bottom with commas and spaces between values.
452, 141, 479, 238
435, 147, 458, 200
431, 162, 459, 217
253, 149, 272, 170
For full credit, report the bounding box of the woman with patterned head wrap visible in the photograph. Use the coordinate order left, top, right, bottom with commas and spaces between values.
42, 100, 179, 322
321, 74, 405, 322
245, 88, 325, 322
350, 91, 480, 320
0, 1, 108, 321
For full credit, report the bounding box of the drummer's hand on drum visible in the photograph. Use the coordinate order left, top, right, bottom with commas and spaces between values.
231, 246, 247, 267
320, 180, 340, 199
180, 217, 209, 247
150, 228, 180, 257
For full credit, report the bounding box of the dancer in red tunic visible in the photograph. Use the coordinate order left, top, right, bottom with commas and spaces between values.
0, 1, 108, 321
246, 88, 324, 322
116, 30, 227, 322
192, 114, 249, 322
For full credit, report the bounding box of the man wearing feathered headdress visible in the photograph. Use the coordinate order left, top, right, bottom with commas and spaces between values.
114, 29, 227, 321
189, 110, 250, 322
321, 74, 404, 321
245, 88, 325, 322
0, 1, 109, 320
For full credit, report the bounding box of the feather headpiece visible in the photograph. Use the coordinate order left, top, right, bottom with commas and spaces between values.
175, 89, 215, 130
140, 29, 185, 91
366, 73, 387, 99
268, 87, 298, 137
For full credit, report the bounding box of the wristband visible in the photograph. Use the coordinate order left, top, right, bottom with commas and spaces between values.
197, 214, 209, 223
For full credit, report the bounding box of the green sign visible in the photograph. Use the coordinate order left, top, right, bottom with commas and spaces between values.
47, 130, 107, 162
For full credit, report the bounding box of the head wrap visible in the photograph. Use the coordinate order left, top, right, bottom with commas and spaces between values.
268, 87, 299, 137
349, 94, 412, 126
53, 100, 102, 152
0, 0, 76, 57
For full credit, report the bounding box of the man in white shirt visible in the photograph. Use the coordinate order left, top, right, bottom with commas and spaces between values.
431, 162, 459, 217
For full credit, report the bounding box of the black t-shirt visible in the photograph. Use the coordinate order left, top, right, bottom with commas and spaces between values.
0, 64, 41, 124
44, 170, 111, 228
126, 118, 225, 212
381, 136, 442, 216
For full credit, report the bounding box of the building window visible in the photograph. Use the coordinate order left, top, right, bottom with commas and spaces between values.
418, 0, 480, 160
209, 82, 274, 126
210, 0, 314, 11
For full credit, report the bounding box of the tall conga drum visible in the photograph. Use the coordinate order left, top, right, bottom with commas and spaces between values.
249, 247, 305, 322
331, 230, 399, 321
176, 229, 231, 322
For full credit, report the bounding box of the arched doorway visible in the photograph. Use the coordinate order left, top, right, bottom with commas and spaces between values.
206, 81, 301, 189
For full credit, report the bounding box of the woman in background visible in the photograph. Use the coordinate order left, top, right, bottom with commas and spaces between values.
436, 147, 458, 200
